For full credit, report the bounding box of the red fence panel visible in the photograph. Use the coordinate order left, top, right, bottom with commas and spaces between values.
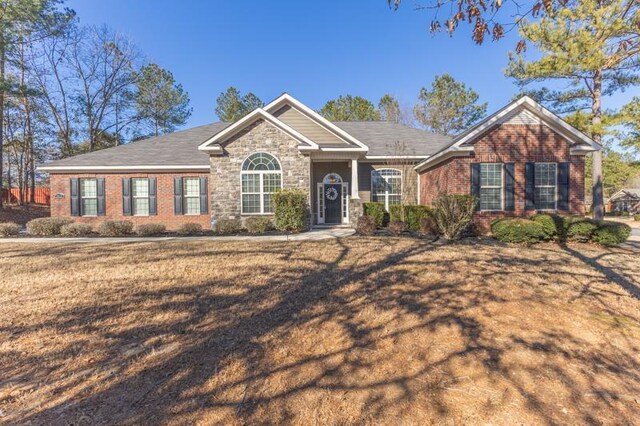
2, 187, 51, 205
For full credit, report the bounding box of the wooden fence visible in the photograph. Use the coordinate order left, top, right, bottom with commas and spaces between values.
2, 187, 51, 205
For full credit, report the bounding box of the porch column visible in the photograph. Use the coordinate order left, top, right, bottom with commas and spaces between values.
350, 158, 360, 199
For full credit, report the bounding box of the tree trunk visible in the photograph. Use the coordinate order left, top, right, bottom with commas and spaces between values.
591, 70, 604, 221
0, 35, 5, 210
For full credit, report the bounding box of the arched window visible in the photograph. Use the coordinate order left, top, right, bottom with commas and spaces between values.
372, 168, 402, 211
323, 173, 342, 184
241, 152, 282, 214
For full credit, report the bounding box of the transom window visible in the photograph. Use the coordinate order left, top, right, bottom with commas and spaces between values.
479, 163, 503, 211
183, 177, 201, 215
80, 178, 98, 216
323, 173, 342, 184
132, 178, 150, 216
535, 163, 557, 210
372, 168, 402, 211
241, 152, 282, 214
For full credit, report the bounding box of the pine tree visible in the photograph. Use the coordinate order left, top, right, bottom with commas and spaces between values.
320, 95, 381, 121
214, 87, 263, 122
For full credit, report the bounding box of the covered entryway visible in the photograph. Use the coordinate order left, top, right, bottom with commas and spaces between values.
317, 173, 349, 224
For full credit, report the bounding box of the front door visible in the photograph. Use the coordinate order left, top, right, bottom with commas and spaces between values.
324, 183, 342, 224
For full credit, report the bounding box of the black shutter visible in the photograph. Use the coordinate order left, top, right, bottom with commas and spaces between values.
557, 162, 570, 211
504, 163, 515, 211
122, 178, 132, 216
525, 162, 535, 210
199, 177, 208, 214
470, 163, 480, 211
174, 177, 183, 215
70, 178, 80, 216
96, 178, 106, 216
149, 177, 157, 216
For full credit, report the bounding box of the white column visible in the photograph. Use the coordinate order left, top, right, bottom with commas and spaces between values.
350, 158, 360, 199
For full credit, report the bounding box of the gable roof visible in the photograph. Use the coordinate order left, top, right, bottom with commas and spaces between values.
609, 188, 640, 201
414, 96, 601, 172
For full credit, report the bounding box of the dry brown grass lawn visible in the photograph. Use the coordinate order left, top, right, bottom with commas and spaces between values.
0, 237, 639, 425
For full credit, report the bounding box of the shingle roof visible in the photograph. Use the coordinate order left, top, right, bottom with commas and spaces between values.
40, 120, 450, 169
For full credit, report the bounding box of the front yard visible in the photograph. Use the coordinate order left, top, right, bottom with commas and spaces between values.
0, 238, 639, 424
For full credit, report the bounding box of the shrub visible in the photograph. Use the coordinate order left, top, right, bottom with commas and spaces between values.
566, 218, 598, 242
215, 219, 243, 234
621, 211, 630, 216
419, 216, 438, 235
404, 205, 432, 232
0, 222, 21, 237
98, 220, 134, 237
491, 218, 548, 244
26, 217, 73, 236
245, 217, 273, 234
388, 220, 406, 236
634, 214, 640, 222
432, 194, 477, 240
272, 188, 309, 232
356, 215, 376, 236
592, 221, 631, 246
178, 222, 202, 236
389, 204, 403, 223
531, 213, 565, 240
136, 223, 166, 236
363, 202, 385, 228
60, 223, 93, 237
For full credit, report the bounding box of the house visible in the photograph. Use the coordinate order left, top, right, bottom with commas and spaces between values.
39, 94, 600, 230
608, 189, 640, 213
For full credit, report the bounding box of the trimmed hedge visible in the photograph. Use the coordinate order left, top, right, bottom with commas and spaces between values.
356, 215, 376, 236
566, 218, 598, 242
245, 217, 273, 234
136, 223, 166, 236
531, 213, 565, 240
388, 220, 406, 236
272, 188, 309, 232
98, 220, 134, 237
390, 205, 432, 231
27, 217, 73, 236
60, 223, 93, 237
0, 222, 21, 237
215, 219, 243, 234
419, 216, 438, 235
591, 221, 632, 245
363, 202, 385, 228
491, 218, 548, 244
178, 223, 202, 236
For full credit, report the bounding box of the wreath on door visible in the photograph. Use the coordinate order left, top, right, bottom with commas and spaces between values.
325, 187, 339, 201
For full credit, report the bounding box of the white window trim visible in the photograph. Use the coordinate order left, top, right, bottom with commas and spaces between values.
479, 163, 504, 212
132, 178, 150, 217
79, 178, 98, 217
240, 152, 283, 215
535, 162, 558, 211
371, 168, 402, 211
182, 177, 201, 216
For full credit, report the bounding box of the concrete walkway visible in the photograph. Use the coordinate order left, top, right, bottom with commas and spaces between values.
0, 227, 355, 244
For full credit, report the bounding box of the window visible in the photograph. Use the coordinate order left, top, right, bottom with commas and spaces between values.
372, 169, 402, 211
241, 152, 282, 214
479, 163, 503, 211
535, 163, 557, 210
183, 177, 201, 215
132, 178, 149, 216
80, 178, 97, 216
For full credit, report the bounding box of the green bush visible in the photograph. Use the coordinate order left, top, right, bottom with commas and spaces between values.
531, 213, 565, 240
0, 222, 21, 237
388, 220, 406, 236
26, 217, 73, 236
60, 223, 93, 237
215, 218, 243, 234
363, 202, 385, 228
634, 214, 640, 222
432, 194, 477, 240
491, 218, 548, 244
388, 205, 433, 231
272, 188, 309, 232
592, 221, 631, 245
178, 223, 202, 236
98, 220, 134, 237
621, 211, 630, 216
356, 215, 376, 236
388, 204, 402, 223
245, 217, 273, 234
566, 218, 598, 242
419, 216, 438, 235
136, 223, 166, 236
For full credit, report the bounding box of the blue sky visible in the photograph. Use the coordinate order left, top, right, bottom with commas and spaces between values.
67, 0, 635, 129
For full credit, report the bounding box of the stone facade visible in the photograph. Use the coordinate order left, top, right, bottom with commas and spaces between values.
209, 119, 311, 223
418, 123, 586, 229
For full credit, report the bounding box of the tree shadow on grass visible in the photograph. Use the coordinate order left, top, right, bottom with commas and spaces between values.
2, 238, 640, 424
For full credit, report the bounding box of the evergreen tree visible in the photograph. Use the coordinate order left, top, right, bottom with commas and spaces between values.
215, 87, 263, 122
320, 95, 381, 121
378, 94, 402, 123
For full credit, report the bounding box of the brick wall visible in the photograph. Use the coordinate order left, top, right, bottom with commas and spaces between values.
419, 124, 586, 229
49, 172, 212, 230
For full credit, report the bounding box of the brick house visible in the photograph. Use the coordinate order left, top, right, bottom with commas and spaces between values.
39, 94, 599, 230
